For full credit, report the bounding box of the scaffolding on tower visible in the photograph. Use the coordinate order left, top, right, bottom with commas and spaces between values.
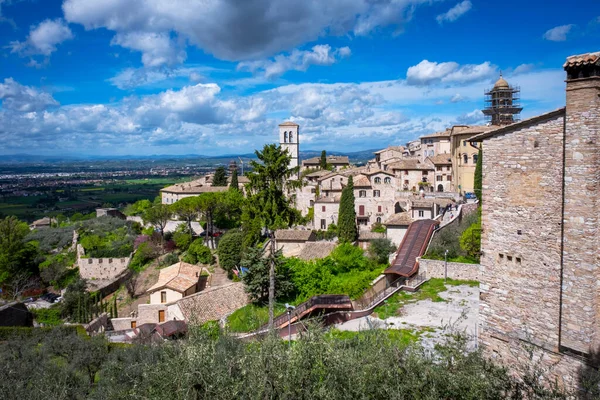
482, 75, 523, 126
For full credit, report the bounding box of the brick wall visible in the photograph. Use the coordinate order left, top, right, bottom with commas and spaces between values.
418, 258, 480, 281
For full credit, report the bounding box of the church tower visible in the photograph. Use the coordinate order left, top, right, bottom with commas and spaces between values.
483, 74, 522, 126
279, 121, 299, 172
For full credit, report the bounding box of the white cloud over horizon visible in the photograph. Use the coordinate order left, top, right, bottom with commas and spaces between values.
436, 1, 472, 24
543, 24, 575, 41
406, 59, 497, 86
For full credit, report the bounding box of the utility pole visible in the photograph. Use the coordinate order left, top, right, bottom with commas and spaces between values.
444, 249, 449, 283
268, 231, 276, 330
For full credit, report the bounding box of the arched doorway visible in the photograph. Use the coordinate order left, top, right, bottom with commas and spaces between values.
394, 202, 406, 213
437, 184, 444, 192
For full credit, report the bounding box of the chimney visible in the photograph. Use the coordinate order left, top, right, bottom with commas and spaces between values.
560, 51, 600, 354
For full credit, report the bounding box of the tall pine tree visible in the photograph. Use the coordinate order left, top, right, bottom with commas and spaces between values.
212, 166, 228, 186
230, 168, 239, 191
320, 150, 327, 170
474, 146, 483, 203
337, 175, 358, 243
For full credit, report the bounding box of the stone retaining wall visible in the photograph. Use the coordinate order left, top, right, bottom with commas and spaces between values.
418, 258, 480, 281
77, 244, 131, 281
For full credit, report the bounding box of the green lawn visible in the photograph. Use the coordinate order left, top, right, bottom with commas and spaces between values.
373, 278, 479, 319
227, 304, 287, 333
326, 328, 427, 347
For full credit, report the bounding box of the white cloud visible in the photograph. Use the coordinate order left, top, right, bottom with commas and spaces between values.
436, 1, 471, 24
406, 60, 497, 86
543, 24, 575, 41
450, 93, 465, 103
453, 109, 484, 125
9, 19, 73, 57
0, 78, 59, 112
111, 32, 186, 67
512, 63, 535, 75
63, 0, 436, 64
238, 45, 351, 79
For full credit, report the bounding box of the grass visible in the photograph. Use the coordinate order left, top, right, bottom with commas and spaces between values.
31, 306, 63, 326
327, 328, 425, 347
227, 303, 286, 333
373, 278, 479, 319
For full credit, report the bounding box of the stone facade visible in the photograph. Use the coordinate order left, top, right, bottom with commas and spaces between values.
418, 258, 480, 281
280, 121, 299, 172
77, 244, 131, 281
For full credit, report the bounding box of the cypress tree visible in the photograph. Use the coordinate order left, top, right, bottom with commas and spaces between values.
212, 166, 228, 186
230, 168, 239, 191
320, 150, 327, 170
474, 146, 483, 203
337, 175, 358, 243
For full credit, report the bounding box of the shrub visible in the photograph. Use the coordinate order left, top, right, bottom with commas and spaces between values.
217, 232, 243, 272
370, 222, 386, 233
173, 231, 193, 251
460, 220, 481, 261
129, 242, 158, 272
368, 238, 396, 265
26, 226, 75, 253
183, 239, 213, 265
160, 252, 180, 267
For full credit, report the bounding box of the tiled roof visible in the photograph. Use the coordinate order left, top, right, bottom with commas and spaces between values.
317, 172, 344, 182
353, 174, 371, 187
563, 51, 600, 68
275, 229, 315, 241
420, 129, 451, 139
305, 170, 331, 178
470, 108, 566, 142
314, 196, 341, 203
362, 168, 394, 177
160, 180, 229, 194
411, 199, 435, 208
426, 154, 452, 165
386, 159, 432, 171
147, 262, 208, 294
374, 146, 405, 154
384, 212, 412, 226
298, 242, 336, 260
450, 125, 492, 136
177, 282, 249, 324
279, 121, 299, 126
302, 156, 349, 165
358, 231, 386, 240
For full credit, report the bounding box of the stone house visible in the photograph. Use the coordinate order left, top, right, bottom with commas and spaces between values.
147, 262, 209, 306
160, 179, 228, 205
383, 212, 412, 247
471, 50, 600, 390
427, 154, 453, 193
373, 146, 405, 167
386, 159, 434, 192
450, 125, 490, 194
301, 155, 349, 171
314, 196, 340, 230
275, 229, 316, 257
357, 231, 386, 250
419, 129, 451, 163
408, 199, 437, 220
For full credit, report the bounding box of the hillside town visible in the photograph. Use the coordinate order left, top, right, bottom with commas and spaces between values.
0, 0, 598, 395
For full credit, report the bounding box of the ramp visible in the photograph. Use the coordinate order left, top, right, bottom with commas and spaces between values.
384, 219, 439, 278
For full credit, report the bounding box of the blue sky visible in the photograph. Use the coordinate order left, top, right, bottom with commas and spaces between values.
0, 0, 598, 156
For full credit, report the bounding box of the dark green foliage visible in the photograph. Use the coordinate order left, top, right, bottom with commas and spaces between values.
26, 225, 75, 253
241, 247, 295, 304
212, 166, 228, 186
460, 220, 482, 260
123, 199, 152, 216
320, 150, 327, 169
129, 242, 159, 272
39, 252, 77, 288
230, 168, 239, 191
31, 306, 63, 326
368, 238, 396, 265
423, 211, 480, 263
77, 216, 137, 258
241, 213, 263, 249
474, 146, 483, 203
160, 252, 180, 267
172, 229, 193, 250
183, 239, 213, 265
170, 196, 200, 238
337, 175, 357, 243
0, 216, 39, 284
370, 221, 386, 233
217, 231, 243, 272
143, 203, 172, 241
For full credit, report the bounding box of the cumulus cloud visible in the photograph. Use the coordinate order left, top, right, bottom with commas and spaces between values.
436, 1, 472, 24
406, 60, 497, 86
108, 66, 210, 90
453, 109, 484, 125
63, 0, 435, 64
450, 93, 465, 103
238, 45, 351, 79
0, 78, 59, 112
9, 18, 73, 57
543, 24, 575, 41
111, 32, 186, 67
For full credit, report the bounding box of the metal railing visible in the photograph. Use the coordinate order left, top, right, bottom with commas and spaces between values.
268, 294, 351, 329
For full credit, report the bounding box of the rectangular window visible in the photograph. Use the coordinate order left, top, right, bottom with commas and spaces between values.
463, 140, 467, 147
320, 219, 326, 229
436, 176, 442, 181
378, 205, 382, 213
436, 166, 442, 171
131, 321, 136, 329
418, 210, 424, 217
404, 171, 408, 175
373, 190, 380, 197
161, 291, 167, 303
322, 206, 326, 212
447, 175, 452, 181
158, 310, 165, 323
404, 180, 409, 185
359, 205, 365, 216
447, 166, 451, 171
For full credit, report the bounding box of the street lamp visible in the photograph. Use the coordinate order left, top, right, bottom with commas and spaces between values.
444, 249, 449, 283
285, 303, 296, 347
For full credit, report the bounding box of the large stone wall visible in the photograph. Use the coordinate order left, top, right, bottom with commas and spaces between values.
77, 244, 131, 281
418, 258, 480, 281
561, 77, 600, 354
479, 113, 565, 356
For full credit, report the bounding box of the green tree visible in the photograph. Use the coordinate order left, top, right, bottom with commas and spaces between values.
184, 239, 214, 265
241, 247, 295, 304
368, 238, 396, 265
474, 146, 483, 203
143, 203, 172, 245
320, 150, 327, 169
337, 175, 358, 243
217, 231, 243, 273
170, 196, 200, 239
0, 216, 38, 284
197, 192, 224, 247
460, 220, 482, 261
212, 166, 228, 186
230, 168, 239, 191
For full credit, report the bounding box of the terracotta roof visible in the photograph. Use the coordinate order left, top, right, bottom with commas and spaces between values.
563, 51, 600, 68
374, 146, 405, 154
426, 154, 452, 165
177, 282, 249, 324
420, 129, 451, 139
450, 125, 491, 136
470, 108, 566, 142
298, 242, 336, 260
317, 172, 344, 182
358, 232, 386, 241
362, 169, 394, 177
147, 262, 207, 294
305, 170, 331, 178
386, 159, 432, 171
279, 121, 299, 126
384, 212, 412, 226
353, 174, 371, 187
160, 180, 229, 194
411, 200, 435, 208
275, 229, 315, 241
302, 156, 349, 165
314, 196, 341, 203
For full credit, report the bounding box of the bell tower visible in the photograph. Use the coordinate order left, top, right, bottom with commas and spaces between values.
483, 74, 522, 126
279, 121, 299, 172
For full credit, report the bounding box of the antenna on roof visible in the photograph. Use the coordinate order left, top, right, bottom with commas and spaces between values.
238, 157, 244, 176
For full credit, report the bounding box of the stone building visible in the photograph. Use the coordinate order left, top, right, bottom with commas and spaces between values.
450, 125, 490, 194
427, 154, 453, 192
146, 262, 209, 306
472, 50, 600, 389
420, 129, 451, 163
302, 155, 349, 171
279, 121, 299, 173
160, 175, 249, 204
387, 159, 434, 192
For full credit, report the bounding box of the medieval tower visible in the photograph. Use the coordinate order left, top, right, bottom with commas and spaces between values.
482, 74, 522, 126
279, 121, 299, 172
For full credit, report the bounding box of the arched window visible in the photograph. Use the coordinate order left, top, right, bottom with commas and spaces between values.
284, 132, 288, 143
429, 150, 434, 157
463, 154, 468, 164
374, 177, 381, 184
472, 153, 478, 163
310, 200, 314, 207
289, 132, 293, 142
384, 177, 391, 184
376, 217, 382, 223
